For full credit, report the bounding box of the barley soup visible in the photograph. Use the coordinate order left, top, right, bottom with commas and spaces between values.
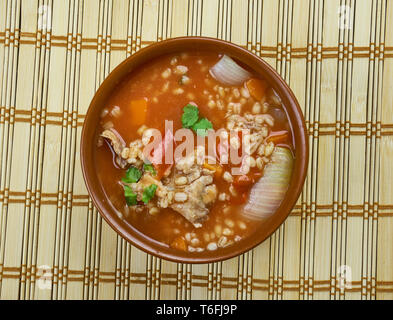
96, 51, 294, 253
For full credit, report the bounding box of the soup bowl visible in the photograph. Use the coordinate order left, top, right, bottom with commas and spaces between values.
81, 37, 308, 263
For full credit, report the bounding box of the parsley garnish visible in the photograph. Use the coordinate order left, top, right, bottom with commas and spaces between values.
192, 118, 213, 136
143, 163, 157, 176
181, 104, 213, 136
122, 166, 142, 183
142, 184, 158, 204
181, 104, 199, 128
124, 185, 137, 206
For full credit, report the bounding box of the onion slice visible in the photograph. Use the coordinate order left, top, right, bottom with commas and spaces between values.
243, 147, 293, 219
209, 55, 252, 86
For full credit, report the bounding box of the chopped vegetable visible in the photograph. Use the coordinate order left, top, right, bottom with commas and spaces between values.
124, 185, 137, 206
170, 236, 187, 251
122, 166, 142, 183
142, 184, 158, 204
192, 118, 213, 136
246, 78, 268, 101
181, 104, 214, 136
143, 163, 157, 175
181, 104, 199, 128
244, 147, 293, 219
209, 55, 252, 85
129, 99, 147, 126
203, 162, 223, 178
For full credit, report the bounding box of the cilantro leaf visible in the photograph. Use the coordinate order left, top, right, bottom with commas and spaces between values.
122, 166, 142, 183
124, 185, 137, 206
142, 184, 158, 204
181, 104, 199, 128
192, 118, 213, 136
181, 104, 213, 136
143, 163, 157, 176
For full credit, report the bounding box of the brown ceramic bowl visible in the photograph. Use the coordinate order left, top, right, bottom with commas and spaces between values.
81, 37, 308, 264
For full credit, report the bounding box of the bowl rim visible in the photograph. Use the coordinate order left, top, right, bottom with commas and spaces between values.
81, 36, 309, 264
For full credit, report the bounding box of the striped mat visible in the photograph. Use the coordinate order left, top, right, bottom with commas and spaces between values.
0, 0, 392, 300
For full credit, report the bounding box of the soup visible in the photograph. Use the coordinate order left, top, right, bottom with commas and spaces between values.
95, 50, 294, 253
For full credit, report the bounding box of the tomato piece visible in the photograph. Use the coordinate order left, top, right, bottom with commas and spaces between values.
170, 236, 187, 251
246, 78, 268, 101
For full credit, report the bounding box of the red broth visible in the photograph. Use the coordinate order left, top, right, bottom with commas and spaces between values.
95, 51, 293, 253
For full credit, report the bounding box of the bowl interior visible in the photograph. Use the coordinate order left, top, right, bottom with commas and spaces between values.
81, 37, 308, 263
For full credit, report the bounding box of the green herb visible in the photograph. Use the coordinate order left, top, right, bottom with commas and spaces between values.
122, 166, 142, 183
192, 118, 213, 136
143, 163, 156, 176
124, 185, 137, 206
181, 104, 199, 128
142, 184, 158, 204
181, 104, 214, 135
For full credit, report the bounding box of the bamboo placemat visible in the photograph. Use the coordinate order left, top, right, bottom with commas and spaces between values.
0, 0, 392, 300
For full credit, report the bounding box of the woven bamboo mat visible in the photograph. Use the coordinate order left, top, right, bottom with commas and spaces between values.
0, 0, 392, 300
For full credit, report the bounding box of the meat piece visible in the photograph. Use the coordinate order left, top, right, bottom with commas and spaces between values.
167, 147, 218, 226
202, 185, 218, 205
101, 128, 146, 168
175, 152, 195, 174
171, 175, 217, 227
186, 167, 201, 183
101, 129, 125, 155
101, 129, 127, 168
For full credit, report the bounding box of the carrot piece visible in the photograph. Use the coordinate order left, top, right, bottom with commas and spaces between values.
246, 78, 268, 101
203, 162, 223, 179
130, 99, 147, 126
266, 130, 289, 144
170, 236, 187, 251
